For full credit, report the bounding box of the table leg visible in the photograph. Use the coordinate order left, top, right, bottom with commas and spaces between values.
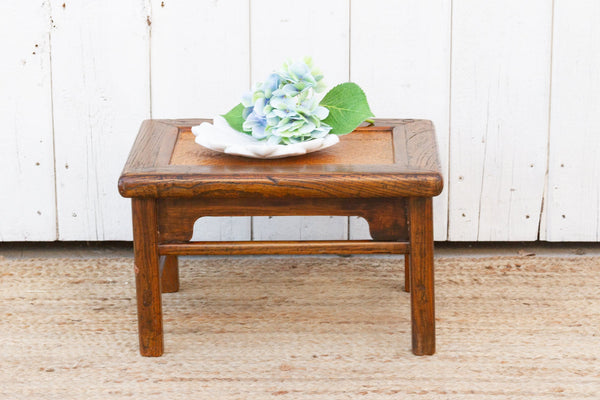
408, 197, 435, 355
160, 255, 179, 293
132, 198, 164, 357
404, 254, 411, 293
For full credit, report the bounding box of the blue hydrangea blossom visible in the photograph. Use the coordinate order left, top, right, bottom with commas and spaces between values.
241, 58, 331, 144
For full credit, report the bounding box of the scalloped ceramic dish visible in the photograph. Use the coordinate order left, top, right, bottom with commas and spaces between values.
191, 116, 340, 159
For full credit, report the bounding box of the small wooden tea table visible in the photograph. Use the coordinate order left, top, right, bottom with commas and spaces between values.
118, 119, 443, 357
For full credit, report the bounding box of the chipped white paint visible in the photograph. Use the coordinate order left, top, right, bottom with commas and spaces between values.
250, 0, 350, 241
2, 1, 600, 242
150, 0, 252, 241
545, 0, 600, 241
448, 0, 552, 241
350, 0, 451, 241
0, 1, 56, 240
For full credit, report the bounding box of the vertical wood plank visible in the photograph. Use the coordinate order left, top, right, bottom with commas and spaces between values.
250, 0, 350, 241
448, 0, 552, 241
350, 0, 451, 241
50, 0, 151, 240
151, 0, 251, 241
546, 0, 600, 241
0, 2, 56, 240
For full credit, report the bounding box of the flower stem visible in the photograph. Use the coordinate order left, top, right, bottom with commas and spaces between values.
365, 118, 374, 125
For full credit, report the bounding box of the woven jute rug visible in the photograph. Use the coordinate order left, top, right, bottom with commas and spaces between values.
1, 255, 599, 399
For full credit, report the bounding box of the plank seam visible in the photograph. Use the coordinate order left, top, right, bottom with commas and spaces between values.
446, 0, 454, 240
248, 0, 253, 240
48, 0, 59, 240
476, 95, 491, 241
348, 0, 352, 240
248, 0, 252, 88
540, 0, 555, 241
348, 0, 352, 81
147, 0, 153, 119
537, 176, 547, 240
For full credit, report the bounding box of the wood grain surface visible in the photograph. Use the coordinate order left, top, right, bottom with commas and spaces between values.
122, 120, 189, 172
170, 128, 395, 166
159, 255, 179, 293
118, 119, 443, 199
158, 241, 409, 256
408, 197, 435, 355
157, 197, 408, 243
131, 198, 163, 356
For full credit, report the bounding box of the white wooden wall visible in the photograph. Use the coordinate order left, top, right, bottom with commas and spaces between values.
1, 0, 599, 242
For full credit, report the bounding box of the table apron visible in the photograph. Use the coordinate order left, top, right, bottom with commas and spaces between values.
156, 197, 409, 242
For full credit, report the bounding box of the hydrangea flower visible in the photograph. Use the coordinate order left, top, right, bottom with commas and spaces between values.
241, 57, 332, 144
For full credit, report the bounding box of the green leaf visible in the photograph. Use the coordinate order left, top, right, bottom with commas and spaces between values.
319, 82, 374, 135
222, 103, 246, 133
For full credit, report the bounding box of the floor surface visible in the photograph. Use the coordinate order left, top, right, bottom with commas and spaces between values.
1, 241, 599, 259
3, 255, 599, 399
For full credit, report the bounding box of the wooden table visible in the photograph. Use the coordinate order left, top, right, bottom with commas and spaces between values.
118, 118, 443, 357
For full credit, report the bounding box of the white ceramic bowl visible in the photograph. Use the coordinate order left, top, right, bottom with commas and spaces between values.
191, 116, 339, 159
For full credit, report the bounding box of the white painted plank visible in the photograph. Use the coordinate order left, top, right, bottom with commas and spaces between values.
0, 2, 56, 241
349, 217, 371, 240
538, 172, 549, 241
253, 216, 348, 241
150, 0, 250, 118
192, 217, 251, 242
546, 0, 600, 241
448, 0, 552, 241
250, 0, 350, 241
350, 0, 451, 241
50, 0, 151, 240
151, 0, 252, 241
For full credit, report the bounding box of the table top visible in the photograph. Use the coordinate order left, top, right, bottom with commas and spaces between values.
118, 119, 443, 199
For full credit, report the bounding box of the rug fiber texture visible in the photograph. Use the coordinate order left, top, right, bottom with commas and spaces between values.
1, 256, 599, 399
